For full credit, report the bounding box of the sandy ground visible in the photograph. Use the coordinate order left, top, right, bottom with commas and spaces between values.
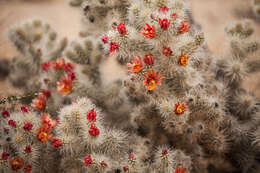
0, 0, 259, 97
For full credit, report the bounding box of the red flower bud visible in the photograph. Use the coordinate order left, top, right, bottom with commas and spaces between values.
117, 23, 127, 35
144, 54, 154, 65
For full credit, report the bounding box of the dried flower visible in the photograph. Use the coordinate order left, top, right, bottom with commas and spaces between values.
179, 19, 190, 34
83, 155, 93, 167
123, 165, 129, 172
8, 120, 17, 128
141, 24, 156, 38
158, 6, 169, 13
144, 54, 154, 65
24, 165, 32, 173
51, 138, 63, 148
21, 106, 29, 113
101, 36, 109, 44
57, 76, 73, 95
178, 53, 189, 66
1, 152, 9, 160
161, 149, 168, 156
88, 124, 100, 136
127, 56, 143, 73
174, 102, 187, 115
143, 70, 163, 91
117, 22, 127, 35
1, 110, 10, 118
174, 165, 188, 173
64, 63, 74, 73
100, 160, 108, 168
24, 145, 32, 153
108, 42, 119, 53
31, 95, 46, 110
9, 157, 24, 171
159, 18, 170, 30
23, 122, 33, 131
87, 108, 97, 122
162, 46, 173, 56
41, 89, 51, 98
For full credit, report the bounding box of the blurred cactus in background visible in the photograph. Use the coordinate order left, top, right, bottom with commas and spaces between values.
1, 0, 260, 173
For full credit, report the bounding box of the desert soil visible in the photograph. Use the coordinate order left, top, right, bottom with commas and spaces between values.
0, 0, 259, 97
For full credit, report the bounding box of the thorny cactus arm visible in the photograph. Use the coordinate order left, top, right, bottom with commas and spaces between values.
7, 19, 68, 90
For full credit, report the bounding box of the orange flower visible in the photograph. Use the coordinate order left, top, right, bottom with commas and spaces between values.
36, 126, 53, 143
178, 53, 189, 66
174, 102, 187, 115
179, 19, 190, 34
57, 76, 73, 95
174, 165, 188, 173
52, 58, 65, 70
127, 56, 143, 73
31, 95, 46, 110
143, 70, 163, 91
41, 113, 57, 129
9, 157, 24, 171
141, 24, 155, 38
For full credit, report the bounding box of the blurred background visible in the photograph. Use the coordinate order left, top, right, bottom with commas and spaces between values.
0, 0, 259, 97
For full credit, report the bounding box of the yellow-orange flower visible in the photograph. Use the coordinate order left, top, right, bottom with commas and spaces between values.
174, 165, 189, 173
127, 56, 143, 73
143, 70, 163, 90
36, 126, 53, 143
178, 53, 189, 66
9, 157, 24, 171
57, 76, 72, 95
174, 102, 187, 115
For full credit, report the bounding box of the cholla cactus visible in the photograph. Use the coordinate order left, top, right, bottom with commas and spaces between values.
252, 0, 260, 18
1, 0, 260, 173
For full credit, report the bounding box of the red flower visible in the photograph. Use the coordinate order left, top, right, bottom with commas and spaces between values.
23, 122, 33, 131
21, 106, 29, 113
143, 70, 163, 91
1, 152, 9, 160
123, 165, 129, 172
24, 145, 32, 153
100, 160, 108, 168
141, 24, 156, 38
8, 120, 17, 128
159, 18, 170, 30
41, 89, 51, 98
1, 110, 10, 118
179, 19, 190, 34
64, 63, 74, 73
31, 95, 46, 110
53, 58, 65, 70
88, 124, 100, 136
174, 165, 188, 173
87, 108, 97, 122
83, 155, 93, 167
57, 76, 73, 95
9, 157, 24, 171
178, 53, 189, 66
41, 62, 51, 72
171, 13, 178, 20
127, 56, 143, 73
144, 54, 154, 65
24, 165, 32, 173
158, 6, 169, 13
162, 46, 173, 56
51, 138, 63, 148
36, 126, 53, 143
161, 149, 168, 156
41, 113, 57, 130
174, 102, 187, 115
108, 42, 119, 53
117, 22, 127, 35
68, 72, 76, 81
101, 36, 109, 44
